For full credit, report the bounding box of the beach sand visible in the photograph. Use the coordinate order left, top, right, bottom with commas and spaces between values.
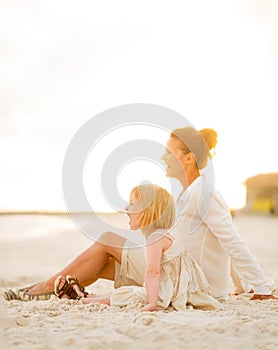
0, 213, 278, 350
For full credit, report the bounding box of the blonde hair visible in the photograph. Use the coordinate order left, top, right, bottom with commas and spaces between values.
171, 127, 218, 169
130, 184, 175, 230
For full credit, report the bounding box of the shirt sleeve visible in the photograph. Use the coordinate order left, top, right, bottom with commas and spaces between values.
200, 191, 273, 295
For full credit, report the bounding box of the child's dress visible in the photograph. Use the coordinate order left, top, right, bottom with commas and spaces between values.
110, 232, 221, 310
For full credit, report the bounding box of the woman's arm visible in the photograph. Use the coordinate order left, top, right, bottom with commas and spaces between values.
142, 234, 164, 311
203, 191, 274, 297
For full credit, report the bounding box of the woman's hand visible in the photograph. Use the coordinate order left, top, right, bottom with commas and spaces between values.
250, 294, 278, 300
142, 303, 157, 312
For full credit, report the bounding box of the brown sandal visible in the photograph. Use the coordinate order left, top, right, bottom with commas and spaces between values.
54, 275, 88, 300
66, 275, 88, 298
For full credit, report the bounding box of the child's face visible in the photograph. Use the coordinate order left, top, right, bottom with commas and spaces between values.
125, 192, 144, 230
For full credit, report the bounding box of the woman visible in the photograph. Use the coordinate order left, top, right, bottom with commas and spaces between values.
3, 127, 276, 301
162, 127, 274, 299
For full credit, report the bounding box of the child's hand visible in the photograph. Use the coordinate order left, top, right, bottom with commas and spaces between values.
142, 303, 157, 312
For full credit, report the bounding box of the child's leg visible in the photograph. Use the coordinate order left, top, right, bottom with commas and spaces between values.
26, 232, 126, 295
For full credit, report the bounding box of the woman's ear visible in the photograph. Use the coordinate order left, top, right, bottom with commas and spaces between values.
185, 152, 195, 162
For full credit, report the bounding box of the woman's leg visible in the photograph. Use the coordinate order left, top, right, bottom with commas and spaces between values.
27, 232, 126, 295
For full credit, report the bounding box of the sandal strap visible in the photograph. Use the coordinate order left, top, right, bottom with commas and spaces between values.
3, 289, 17, 301
60, 283, 80, 300
66, 275, 88, 298
3, 288, 54, 301
54, 276, 81, 300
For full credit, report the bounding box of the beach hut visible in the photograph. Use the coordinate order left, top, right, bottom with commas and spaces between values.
244, 173, 278, 215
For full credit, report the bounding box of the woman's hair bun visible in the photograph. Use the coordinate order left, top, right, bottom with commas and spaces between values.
199, 128, 218, 151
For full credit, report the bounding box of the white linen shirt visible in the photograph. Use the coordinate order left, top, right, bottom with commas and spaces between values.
171, 175, 272, 299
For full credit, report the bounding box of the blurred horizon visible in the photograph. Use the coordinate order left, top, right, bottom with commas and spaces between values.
1, 170, 277, 213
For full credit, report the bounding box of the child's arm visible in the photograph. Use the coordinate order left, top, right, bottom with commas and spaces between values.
142, 234, 164, 311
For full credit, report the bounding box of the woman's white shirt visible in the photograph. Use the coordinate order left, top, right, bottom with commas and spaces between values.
171, 175, 272, 299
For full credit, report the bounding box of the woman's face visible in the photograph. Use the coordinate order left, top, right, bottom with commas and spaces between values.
125, 193, 144, 230
161, 137, 186, 180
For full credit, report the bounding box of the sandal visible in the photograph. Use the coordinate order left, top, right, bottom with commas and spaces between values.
66, 275, 88, 298
54, 275, 88, 300
3, 288, 54, 301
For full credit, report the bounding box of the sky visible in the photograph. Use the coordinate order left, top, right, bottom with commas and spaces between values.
1, 0, 278, 212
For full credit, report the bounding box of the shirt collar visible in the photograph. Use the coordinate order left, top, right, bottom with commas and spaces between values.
178, 175, 203, 202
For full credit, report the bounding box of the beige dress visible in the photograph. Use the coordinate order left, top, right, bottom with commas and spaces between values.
110, 233, 221, 310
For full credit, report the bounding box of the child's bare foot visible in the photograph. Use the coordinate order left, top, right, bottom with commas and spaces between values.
142, 303, 157, 312
81, 297, 94, 304
81, 297, 110, 305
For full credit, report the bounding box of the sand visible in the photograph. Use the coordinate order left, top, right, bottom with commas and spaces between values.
0, 213, 278, 350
